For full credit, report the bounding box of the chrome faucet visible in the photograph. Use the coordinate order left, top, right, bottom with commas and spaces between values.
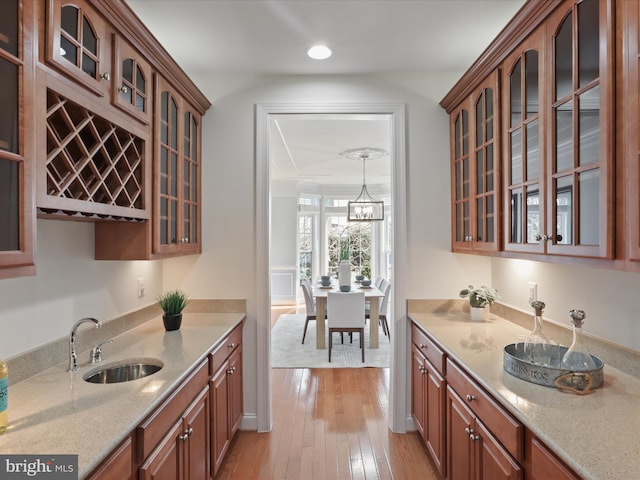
67, 317, 102, 372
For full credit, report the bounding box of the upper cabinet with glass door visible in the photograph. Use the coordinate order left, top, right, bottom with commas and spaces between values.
112, 36, 152, 124
503, 27, 546, 255
0, 0, 35, 278
544, 0, 613, 258
46, 0, 110, 97
450, 71, 500, 253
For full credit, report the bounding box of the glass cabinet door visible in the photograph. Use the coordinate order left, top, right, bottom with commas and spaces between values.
504, 29, 545, 254
451, 102, 471, 251
0, 0, 35, 276
472, 71, 500, 252
546, 0, 613, 258
46, 0, 109, 97
113, 37, 152, 124
181, 110, 200, 250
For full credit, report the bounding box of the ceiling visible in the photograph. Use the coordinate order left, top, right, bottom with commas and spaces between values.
126, 0, 525, 190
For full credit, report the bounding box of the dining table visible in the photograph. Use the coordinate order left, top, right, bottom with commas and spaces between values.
313, 281, 385, 349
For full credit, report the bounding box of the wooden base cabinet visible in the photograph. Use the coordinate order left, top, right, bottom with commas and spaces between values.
525, 430, 580, 480
210, 326, 243, 476
86, 435, 135, 480
411, 324, 446, 477
445, 358, 523, 480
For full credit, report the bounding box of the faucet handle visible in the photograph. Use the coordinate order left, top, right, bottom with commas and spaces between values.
90, 339, 113, 364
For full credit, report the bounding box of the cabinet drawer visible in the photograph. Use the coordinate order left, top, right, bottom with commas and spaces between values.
210, 324, 242, 375
446, 358, 523, 461
411, 323, 445, 374
137, 359, 209, 460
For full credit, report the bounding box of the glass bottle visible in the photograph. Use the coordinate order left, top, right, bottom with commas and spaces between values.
560, 309, 596, 371
0, 359, 7, 434
521, 300, 554, 366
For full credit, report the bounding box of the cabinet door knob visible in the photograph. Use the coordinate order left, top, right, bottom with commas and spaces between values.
419, 343, 427, 350
228, 342, 236, 349
187, 427, 193, 436
464, 427, 473, 435
101, 72, 110, 81
118, 85, 129, 94
179, 433, 188, 441
470, 434, 480, 441
466, 394, 475, 402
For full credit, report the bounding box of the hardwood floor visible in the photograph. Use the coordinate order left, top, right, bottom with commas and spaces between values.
216, 368, 438, 480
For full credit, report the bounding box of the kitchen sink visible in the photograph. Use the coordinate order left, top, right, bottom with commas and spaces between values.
83, 358, 164, 384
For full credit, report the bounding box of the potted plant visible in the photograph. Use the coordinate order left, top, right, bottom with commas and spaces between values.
157, 290, 189, 331
459, 285, 499, 321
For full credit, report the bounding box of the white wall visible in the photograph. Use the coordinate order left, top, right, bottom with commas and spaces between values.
0, 219, 162, 358
491, 258, 640, 350
270, 196, 298, 267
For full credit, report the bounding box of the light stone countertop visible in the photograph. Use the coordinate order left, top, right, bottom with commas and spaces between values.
0, 312, 245, 479
408, 310, 640, 480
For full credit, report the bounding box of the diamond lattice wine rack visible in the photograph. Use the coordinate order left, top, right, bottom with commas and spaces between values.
41, 89, 148, 220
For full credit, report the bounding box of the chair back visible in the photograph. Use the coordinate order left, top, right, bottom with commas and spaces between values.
378, 280, 392, 315
327, 291, 365, 328
374, 276, 384, 289
301, 279, 316, 315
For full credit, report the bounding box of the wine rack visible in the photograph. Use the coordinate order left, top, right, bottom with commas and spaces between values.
43, 89, 147, 219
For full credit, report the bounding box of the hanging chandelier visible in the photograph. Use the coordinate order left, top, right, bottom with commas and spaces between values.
340, 147, 388, 222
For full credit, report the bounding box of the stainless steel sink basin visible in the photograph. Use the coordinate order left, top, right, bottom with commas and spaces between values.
83, 358, 164, 384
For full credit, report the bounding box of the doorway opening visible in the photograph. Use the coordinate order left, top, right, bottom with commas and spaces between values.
256, 103, 407, 433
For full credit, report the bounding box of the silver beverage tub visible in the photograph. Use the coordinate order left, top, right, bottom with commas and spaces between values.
503, 343, 604, 395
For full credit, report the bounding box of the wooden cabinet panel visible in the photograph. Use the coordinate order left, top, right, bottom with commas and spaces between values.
86, 435, 134, 480
526, 430, 580, 480
229, 345, 243, 435
210, 362, 230, 475
411, 323, 445, 372
139, 419, 183, 480
411, 327, 446, 478
446, 358, 523, 461
447, 386, 522, 480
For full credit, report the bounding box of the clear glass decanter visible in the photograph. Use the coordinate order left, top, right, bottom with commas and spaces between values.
560, 309, 597, 372
517, 300, 554, 366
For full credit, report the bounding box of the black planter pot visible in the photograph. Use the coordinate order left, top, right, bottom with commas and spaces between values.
162, 313, 183, 331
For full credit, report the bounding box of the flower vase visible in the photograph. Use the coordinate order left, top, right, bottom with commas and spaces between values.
470, 306, 488, 322
338, 260, 351, 288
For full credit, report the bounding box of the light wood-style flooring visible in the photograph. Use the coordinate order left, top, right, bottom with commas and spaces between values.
216, 306, 437, 479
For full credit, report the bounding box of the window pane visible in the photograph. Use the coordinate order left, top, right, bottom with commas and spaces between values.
510, 58, 521, 127
526, 185, 540, 243
476, 197, 484, 241
462, 110, 468, 155
526, 120, 539, 181
476, 149, 484, 194
0, 58, 18, 153
556, 176, 573, 244
579, 169, 599, 245
81, 54, 96, 77
136, 66, 145, 92
486, 144, 494, 192
510, 129, 522, 185
511, 188, 523, 243
122, 59, 133, 83
525, 50, 539, 117
556, 100, 573, 172
82, 17, 97, 55
579, 86, 600, 166
61, 6, 78, 38
555, 12, 573, 101
578, 0, 599, 88
0, 0, 19, 56
60, 36, 77, 65
0, 158, 19, 250
476, 93, 484, 147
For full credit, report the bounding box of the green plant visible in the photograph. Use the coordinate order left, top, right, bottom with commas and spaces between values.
339, 242, 350, 261
459, 285, 499, 308
157, 290, 189, 315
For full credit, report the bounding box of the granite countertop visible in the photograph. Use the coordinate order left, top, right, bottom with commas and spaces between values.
0, 312, 245, 479
408, 310, 640, 480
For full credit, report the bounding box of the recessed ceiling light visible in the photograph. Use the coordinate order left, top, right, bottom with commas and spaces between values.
307, 45, 332, 60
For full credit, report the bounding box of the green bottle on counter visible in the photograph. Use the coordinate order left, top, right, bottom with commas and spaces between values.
0, 359, 7, 434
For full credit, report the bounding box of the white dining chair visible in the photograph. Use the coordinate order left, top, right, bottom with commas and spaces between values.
327, 291, 366, 362
301, 279, 317, 344
367, 279, 391, 339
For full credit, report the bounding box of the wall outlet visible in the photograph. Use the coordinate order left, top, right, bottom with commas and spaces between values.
137, 277, 145, 298
528, 281, 537, 303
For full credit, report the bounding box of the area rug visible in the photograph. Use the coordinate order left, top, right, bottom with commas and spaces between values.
271, 314, 390, 368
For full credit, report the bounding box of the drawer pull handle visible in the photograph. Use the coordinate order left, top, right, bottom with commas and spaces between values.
187, 427, 193, 436
419, 343, 427, 349
101, 72, 110, 81
466, 394, 475, 402
228, 342, 236, 349
179, 433, 189, 441
464, 427, 473, 435
470, 434, 480, 441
